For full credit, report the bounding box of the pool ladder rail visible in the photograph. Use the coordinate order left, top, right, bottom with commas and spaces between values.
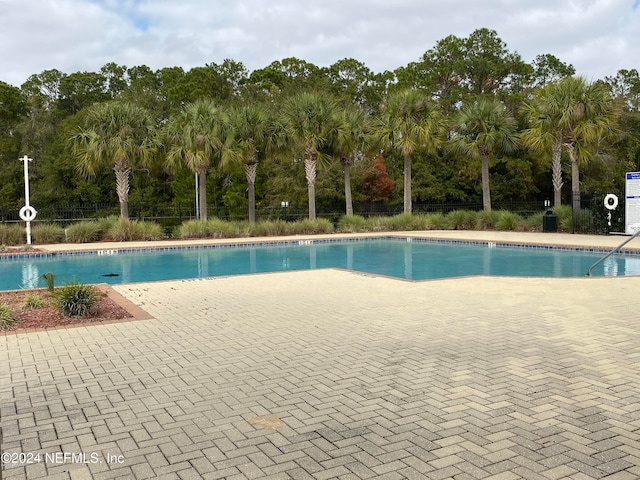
586, 229, 640, 276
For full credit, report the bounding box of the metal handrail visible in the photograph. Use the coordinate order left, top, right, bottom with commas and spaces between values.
587, 229, 640, 276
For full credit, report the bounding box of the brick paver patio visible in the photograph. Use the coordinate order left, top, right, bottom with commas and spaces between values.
2, 233, 640, 479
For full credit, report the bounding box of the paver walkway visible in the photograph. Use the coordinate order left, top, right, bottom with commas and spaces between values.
2, 234, 640, 479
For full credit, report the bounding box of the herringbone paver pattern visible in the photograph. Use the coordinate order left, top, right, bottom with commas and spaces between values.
2, 265, 640, 479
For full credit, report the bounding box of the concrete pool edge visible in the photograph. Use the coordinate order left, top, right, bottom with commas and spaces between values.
5, 230, 640, 259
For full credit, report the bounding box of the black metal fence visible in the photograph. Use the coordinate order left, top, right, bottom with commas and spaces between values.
0, 200, 546, 223
571, 192, 625, 235
0, 197, 625, 236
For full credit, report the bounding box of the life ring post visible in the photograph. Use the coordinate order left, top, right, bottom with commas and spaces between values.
19, 155, 36, 244
604, 194, 619, 211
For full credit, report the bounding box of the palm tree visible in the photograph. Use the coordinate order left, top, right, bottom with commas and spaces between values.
372, 89, 444, 213
281, 92, 339, 220
226, 103, 276, 223
522, 77, 618, 209
162, 99, 228, 220
69, 101, 154, 219
331, 105, 368, 216
549, 77, 617, 211
521, 88, 565, 206
450, 97, 519, 211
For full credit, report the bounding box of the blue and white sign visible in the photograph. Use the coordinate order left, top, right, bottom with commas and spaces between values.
625, 172, 640, 234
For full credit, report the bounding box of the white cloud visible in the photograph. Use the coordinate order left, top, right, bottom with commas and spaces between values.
0, 0, 638, 87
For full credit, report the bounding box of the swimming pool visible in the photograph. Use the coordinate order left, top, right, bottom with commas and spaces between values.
1, 238, 637, 291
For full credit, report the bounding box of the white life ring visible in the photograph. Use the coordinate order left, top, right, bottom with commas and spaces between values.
604, 194, 618, 211
19, 205, 37, 222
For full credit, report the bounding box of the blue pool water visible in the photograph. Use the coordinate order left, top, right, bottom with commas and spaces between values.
1, 238, 637, 291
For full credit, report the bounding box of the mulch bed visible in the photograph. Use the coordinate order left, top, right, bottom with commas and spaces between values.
0, 288, 134, 333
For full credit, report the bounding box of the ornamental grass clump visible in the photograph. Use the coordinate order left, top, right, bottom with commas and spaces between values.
206, 218, 243, 238
475, 210, 501, 230
0, 224, 25, 246
423, 212, 448, 230
52, 281, 99, 317
554, 205, 573, 233
138, 221, 165, 240
378, 213, 419, 231
66, 221, 103, 243
286, 218, 334, 235
247, 220, 288, 237
0, 302, 17, 329
106, 218, 140, 241
32, 223, 65, 244
22, 293, 46, 310
495, 211, 524, 231
337, 215, 369, 233
177, 220, 210, 239
446, 210, 478, 230
523, 212, 544, 232
97, 216, 119, 236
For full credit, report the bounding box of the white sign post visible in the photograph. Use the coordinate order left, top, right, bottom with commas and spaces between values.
18, 155, 37, 245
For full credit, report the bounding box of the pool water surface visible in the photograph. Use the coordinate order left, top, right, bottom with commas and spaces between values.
1, 238, 637, 291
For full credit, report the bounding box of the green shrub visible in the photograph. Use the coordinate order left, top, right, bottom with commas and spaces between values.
138, 221, 165, 240
206, 218, 243, 238
106, 218, 164, 241
286, 218, 334, 235
0, 302, 16, 329
365, 216, 388, 232
66, 221, 103, 243
409, 214, 433, 231
337, 215, 369, 233
475, 210, 501, 230
247, 220, 288, 237
446, 210, 478, 230
374, 213, 417, 231
522, 212, 543, 231
52, 281, 99, 317
106, 218, 139, 241
22, 293, 46, 310
423, 212, 448, 230
0, 224, 25, 246
495, 211, 524, 231
97, 216, 119, 235
554, 205, 573, 232
32, 223, 65, 244
177, 220, 210, 239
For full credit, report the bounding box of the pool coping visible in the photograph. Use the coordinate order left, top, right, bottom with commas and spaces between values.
3, 231, 640, 261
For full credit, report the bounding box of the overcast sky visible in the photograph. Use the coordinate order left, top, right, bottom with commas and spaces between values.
1, 0, 639, 88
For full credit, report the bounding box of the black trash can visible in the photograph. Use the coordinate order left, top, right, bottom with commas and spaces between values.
542, 209, 558, 232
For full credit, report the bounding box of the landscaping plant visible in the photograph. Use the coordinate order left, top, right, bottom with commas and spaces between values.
0, 302, 16, 329
52, 281, 99, 317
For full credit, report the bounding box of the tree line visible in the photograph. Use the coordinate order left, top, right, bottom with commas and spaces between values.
0, 28, 639, 223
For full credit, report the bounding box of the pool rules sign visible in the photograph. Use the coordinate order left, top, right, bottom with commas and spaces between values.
626, 172, 640, 234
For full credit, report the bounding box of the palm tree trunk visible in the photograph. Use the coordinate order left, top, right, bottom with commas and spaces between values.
566, 144, 580, 211
551, 140, 563, 206
403, 153, 412, 214
305, 150, 317, 220
343, 160, 353, 216
245, 161, 257, 223
198, 164, 208, 220
114, 161, 131, 219
481, 153, 491, 211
